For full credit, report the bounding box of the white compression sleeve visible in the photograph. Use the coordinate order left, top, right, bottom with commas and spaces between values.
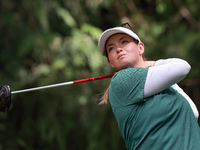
144, 58, 199, 120
144, 58, 191, 97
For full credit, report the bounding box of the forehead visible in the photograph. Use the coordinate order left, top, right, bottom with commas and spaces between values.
106, 33, 131, 46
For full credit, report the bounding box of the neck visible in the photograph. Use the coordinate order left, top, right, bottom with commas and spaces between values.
133, 60, 155, 68
144, 60, 156, 67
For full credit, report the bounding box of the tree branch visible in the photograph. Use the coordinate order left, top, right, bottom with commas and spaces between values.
174, 0, 200, 30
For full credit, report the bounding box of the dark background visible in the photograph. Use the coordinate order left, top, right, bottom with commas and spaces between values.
0, 0, 200, 149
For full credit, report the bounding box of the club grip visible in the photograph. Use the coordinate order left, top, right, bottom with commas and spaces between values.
0, 85, 11, 112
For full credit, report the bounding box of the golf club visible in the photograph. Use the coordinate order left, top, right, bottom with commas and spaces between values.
0, 74, 114, 112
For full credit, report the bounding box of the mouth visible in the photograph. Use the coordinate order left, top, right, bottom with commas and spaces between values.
118, 54, 126, 59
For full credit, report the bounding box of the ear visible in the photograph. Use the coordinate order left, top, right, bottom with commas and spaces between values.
107, 59, 115, 68
138, 42, 145, 55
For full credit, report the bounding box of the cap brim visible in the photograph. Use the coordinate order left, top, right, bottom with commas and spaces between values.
98, 27, 141, 56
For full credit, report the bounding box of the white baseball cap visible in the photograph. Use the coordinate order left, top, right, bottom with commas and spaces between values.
98, 27, 141, 56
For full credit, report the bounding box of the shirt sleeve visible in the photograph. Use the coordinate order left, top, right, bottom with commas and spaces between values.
143, 58, 191, 98
109, 67, 149, 106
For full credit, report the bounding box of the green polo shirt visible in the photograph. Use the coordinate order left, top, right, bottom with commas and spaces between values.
109, 67, 200, 150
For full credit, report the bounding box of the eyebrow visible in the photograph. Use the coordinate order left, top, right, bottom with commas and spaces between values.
106, 37, 126, 48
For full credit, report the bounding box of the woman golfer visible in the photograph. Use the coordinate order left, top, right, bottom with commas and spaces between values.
98, 23, 200, 150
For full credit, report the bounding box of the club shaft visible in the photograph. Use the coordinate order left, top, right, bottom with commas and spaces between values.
11, 81, 74, 94
11, 74, 114, 94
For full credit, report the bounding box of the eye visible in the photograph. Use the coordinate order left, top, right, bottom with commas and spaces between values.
122, 40, 128, 44
108, 47, 114, 52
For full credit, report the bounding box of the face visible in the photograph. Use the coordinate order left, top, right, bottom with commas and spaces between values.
106, 34, 144, 70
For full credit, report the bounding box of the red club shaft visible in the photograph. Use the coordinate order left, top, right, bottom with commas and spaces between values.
11, 74, 114, 94
73, 74, 114, 84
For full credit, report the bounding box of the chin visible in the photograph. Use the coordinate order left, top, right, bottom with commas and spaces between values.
119, 64, 132, 70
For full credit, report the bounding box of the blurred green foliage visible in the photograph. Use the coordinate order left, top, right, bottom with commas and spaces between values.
0, 0, 199, 149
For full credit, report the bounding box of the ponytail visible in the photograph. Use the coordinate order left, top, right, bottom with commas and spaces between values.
99, 85, 110, 105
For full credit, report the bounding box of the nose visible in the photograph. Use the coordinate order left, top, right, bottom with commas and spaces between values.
116, 45, 123, 53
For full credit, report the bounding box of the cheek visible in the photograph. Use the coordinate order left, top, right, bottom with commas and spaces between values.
108, 53, 117, 66
107, 56, 116, 68
107, 51, 115, 60
126, 44, 139, 54
108, 55, 114, 64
